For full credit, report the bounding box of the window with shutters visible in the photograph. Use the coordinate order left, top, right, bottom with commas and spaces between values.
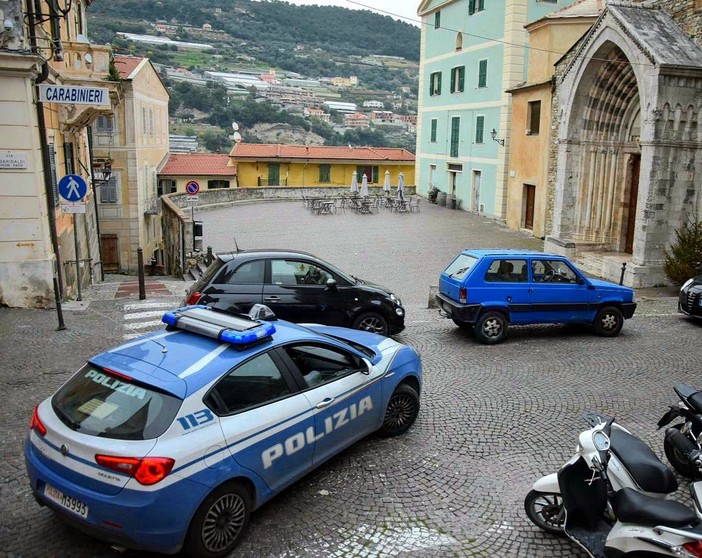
430, 72, 442, 96
478, 0, 485, 11
63, 142, 74, 175
95, 116, 114, 133
356, 166, 379, 183
207, 180, 230, 189
48, 143, 59, 206
527, 100, 541, 135
475, 116, 485, 144
469, 0, 484, 14
478, 60, 488, 88
319, 164, 331, 183
434, 11, 441, 29
450, 66, 465, 93
450, 117, 460, 158
430, 119, 437, 143
100, 172, 119, 204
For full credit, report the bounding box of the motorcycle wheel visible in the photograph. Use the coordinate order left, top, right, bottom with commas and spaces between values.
524, 489, 565, 535
664, 424, 702, 479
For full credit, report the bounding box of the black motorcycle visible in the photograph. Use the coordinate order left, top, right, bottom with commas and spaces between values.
658, 384, 702, 478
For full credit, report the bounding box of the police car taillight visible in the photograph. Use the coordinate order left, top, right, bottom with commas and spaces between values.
185, 291, 203, 305
95, 455, 175, 486
459, 287, 467, 304
30, 405, 46, 436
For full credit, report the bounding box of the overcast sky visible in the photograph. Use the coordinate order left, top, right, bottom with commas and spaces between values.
282, 0, 421, 26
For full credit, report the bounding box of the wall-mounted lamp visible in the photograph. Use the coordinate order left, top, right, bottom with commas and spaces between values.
491, 128, 505, 146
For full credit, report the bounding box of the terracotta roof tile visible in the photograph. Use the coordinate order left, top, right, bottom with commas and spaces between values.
229, 143, 415, 162
113, 55, 146, 79
160, 154, 237, 176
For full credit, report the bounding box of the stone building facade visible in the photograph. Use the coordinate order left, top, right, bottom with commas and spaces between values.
545, 1, 702, 287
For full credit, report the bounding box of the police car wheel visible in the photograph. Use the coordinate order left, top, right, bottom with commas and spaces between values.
184, 481, 252, 558
352, 312, 389, 336
379, 384, 419, 437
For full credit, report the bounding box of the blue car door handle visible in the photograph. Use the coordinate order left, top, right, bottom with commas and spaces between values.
263, 296, 280, 302
316, 397, 335, 409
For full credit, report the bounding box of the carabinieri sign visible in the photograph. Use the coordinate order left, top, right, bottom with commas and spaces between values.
38, 85, 110, 106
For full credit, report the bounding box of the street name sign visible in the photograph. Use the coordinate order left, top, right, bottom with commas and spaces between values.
38, 85, 110, 106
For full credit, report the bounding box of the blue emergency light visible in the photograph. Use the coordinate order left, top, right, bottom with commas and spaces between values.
162, 306, 275, 346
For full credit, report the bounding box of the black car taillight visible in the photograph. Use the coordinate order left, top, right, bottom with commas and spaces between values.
185, 291, 203, 305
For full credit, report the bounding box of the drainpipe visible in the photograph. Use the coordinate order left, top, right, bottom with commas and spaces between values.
27, 0, 65, 303
86, 128, 105, 281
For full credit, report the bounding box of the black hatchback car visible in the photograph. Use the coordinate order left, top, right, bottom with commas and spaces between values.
679, 275, 702, 319
183, 250, 405, 336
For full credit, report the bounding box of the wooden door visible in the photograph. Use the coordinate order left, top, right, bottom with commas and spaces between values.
625, 155, 640, 254
268, 164, 280, 186
523, 184, 535, 230
101, 234, 119, 273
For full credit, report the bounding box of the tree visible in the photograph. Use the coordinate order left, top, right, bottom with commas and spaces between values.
664, 215, 702, 285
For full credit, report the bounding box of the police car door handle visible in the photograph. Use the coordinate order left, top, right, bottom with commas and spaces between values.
316, 397, 335, 409
263, 296, 280, 302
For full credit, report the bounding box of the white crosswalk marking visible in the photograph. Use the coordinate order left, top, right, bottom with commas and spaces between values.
122, 300, 180, 340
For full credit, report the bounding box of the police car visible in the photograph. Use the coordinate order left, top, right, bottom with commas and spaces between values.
25, 305, 422, 557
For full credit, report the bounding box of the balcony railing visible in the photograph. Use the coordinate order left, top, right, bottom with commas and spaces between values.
51, 42, 113, 82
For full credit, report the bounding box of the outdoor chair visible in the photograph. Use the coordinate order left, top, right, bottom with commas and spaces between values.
409, 196, 420, 213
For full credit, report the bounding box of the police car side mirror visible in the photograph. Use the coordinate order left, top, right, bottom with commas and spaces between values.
360, 358, 372, 375
326, 278, 338, 291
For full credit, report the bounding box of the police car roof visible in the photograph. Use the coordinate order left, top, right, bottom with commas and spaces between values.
90, 319, 324, 399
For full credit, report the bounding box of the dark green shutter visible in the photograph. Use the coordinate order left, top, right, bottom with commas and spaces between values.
435, 11, 440, 29
469, 0, 475, 15
475, 116, 484, 144
429, 74, 434, 96
450, 68, 456, 93
430, 119, 437, 142
450, 117, 460, 158
373, 167, 379, 183
478, 0, 485, 10
459, 66, 465, 92
437, 72, 442, 95
479, 60, 487, 88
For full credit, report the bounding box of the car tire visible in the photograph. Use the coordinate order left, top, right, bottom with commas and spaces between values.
379, 384, 420, 437
352, 312, 389, 336
524, 489, 565, 535
183, 481, 252, 558
452, 318, 472, 329
592, 306, 624, 337
474, 311, 508, 345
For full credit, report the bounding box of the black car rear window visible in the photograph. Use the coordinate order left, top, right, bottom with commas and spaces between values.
197, 258, 226, 287
52, 365, 182, 440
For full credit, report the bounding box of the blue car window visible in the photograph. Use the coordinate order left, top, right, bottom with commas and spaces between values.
485, 259, 527, 282
532, 259, 579, 283
207, 352, 291, 415
284, 344, 360, 389
443, 253, 478, 280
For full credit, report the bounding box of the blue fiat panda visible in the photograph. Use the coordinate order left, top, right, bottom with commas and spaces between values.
25, 306, 422, 556
436, 250, 636, 344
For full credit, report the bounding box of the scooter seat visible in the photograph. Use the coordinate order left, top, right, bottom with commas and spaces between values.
610, 429, 678, 494
689, 392, 702, 414
612, 487, 697, 528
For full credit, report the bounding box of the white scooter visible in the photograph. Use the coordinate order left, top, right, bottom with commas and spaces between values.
529, 415, 702, 557
525, 412, 679, 534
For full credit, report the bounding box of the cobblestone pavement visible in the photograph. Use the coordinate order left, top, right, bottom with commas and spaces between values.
1, 201, 698, 558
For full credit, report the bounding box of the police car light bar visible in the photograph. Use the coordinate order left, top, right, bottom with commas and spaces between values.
162, 306, 275, 345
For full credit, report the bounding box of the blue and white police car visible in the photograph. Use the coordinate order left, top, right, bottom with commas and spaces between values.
25, 305, 422, 557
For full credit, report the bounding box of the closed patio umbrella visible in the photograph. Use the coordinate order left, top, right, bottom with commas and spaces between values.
396, 172, 405, 201
382, 170, 391, 192
350, 171, 359, 193
361, 173, 369, 197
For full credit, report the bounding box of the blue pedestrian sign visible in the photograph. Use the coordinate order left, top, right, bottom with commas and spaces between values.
58, 174, 88, 202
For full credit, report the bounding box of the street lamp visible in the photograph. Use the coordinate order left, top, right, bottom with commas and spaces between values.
491, 128, 505, 146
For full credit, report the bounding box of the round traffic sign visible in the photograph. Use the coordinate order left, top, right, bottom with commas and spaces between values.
186, 181, 200, 195
58, 174, 88, 202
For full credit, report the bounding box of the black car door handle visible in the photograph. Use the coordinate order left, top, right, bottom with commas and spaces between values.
263, 296, 280, 302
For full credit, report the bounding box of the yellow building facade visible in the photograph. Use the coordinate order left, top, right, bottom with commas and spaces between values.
506, 1, 601, 238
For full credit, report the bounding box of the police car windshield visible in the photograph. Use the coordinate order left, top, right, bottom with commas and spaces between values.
52, 365, 181, 440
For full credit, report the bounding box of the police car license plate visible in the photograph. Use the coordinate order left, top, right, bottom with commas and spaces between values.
44, 483, 89, 518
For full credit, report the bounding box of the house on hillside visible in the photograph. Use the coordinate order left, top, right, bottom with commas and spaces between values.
158, 153, 237, 192
229, 144, 415, 188
91, 55, 169, 274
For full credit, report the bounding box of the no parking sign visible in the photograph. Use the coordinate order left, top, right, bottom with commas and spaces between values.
186, 181, 199, 202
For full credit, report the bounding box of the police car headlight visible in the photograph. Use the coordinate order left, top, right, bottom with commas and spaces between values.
390, 293, 402, 306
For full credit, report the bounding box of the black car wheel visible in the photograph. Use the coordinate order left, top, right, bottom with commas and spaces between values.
592, 306, 623, 337
352, 312, 389, 336
184, 481, 252, 558
474, 311, 508, 344
524, 490, 565, 535
379, 384, 419, 437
